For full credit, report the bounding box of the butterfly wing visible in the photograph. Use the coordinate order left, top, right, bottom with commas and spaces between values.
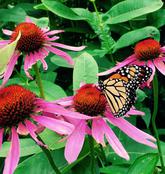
99, 65, 152, 117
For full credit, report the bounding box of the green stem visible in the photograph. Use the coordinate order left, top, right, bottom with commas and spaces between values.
33, 63, 45, 99
88, 135, 96, 174
33, 63, 62, 174
152, 73, 165, 172
38, 136, 62, 174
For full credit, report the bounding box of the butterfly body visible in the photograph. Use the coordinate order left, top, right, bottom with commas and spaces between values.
99, 65, 152, 117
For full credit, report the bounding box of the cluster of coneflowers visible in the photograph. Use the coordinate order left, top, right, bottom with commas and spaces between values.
0, 17, 164, 174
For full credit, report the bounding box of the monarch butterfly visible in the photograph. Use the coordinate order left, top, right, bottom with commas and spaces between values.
98, 65, 152, 117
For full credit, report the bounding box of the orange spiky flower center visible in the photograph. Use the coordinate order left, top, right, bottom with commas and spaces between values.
10, 22, 46, 53
0, 85, 36, 128
134, 39, 161, 60
73, 84, 107, 116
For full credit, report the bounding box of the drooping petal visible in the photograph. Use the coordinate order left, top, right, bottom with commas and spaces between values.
99, 118, 130, 160
17, 123, 29, 135
106, 114, 157, 148
0, 128, 4, 150
0, 40, 10, 45
45, 30, 64, 35
46, 46, 74, 65
97, 54, 137, 76
92, 118, 105, 146
25, 17, 33, 23
154, 58, 165, 75
65, 121, 86, 163
2, 29, 12, 36
53, 96, 73, 106
127, 108, 145, 116
147, 60, 155, 85
25, 120, 46, 147
3, 127, 20, 174
49, 42, 86, 51
31, 115, 74, 135
46, 36, 60, 41
37, 100, 92, 120
160, 46, 165, 53
1, 52, 20, 87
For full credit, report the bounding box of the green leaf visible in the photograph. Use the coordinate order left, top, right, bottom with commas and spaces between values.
113, 26, 160, 52
149, 9, 165, 28
42, 0, 85, 20
34, 3, 48, 10
140, 107, 151, 128
0, 32, 21, 76
0, 138, 41, 157
136, 89, 147, 102
105, 0, 163, 24
39, 129, 65, 150
127, 153, 159, 174
73, 52, 98, 91
28, 80, 66, 101
15, 149, 67, 174
100, 165, 128, 174
0, 7, 26, 22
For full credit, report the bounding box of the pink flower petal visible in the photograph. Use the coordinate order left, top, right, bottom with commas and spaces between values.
0, 40, 10, 45
45, 30, 64, 35
154, 58, 165, 76
37, 100, 92, 120
99, 118, 129, 160
31, 115, 74, 135
2, 29, 12, 36
49, 42, 86, 51
46, 36, 60, 41
147, 60, 155, 86
106, 114, 157, 148
97, 54, 136, 76
127, 108, 145, 116
3, 127, 20, 174
1, 51, 20, 87
25, 120, 46, 147
17, 123, 29, 135
0, 128, 4, 150
46, 46, 74, 65
25, 17, 32, 23
160, 46, 165, 53
65, 121, 86, 163
92, 118, 105, 146
53, 96, 73, 106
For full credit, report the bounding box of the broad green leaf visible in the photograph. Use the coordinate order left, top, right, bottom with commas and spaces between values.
140, 107, 151, 129
73, 52, 98, 91
136, 89, 147, 103
105, 0, 163, 24
0, 7, 26, 22
39, 129, 65, 150
15, 149, 67, 174
34, 3, 48, 10
0, 32, 21, 76
149, 9, 165, 28
127, 153, 159, 174
30, 17, 49, 28
100, 166, 128, 174
28, 80, 66, 101
112, 26, 160, 52
42, 0, 85, 20
0, 138, 41, 157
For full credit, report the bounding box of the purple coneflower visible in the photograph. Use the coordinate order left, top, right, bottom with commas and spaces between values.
0, 17, 85, 86
54, 84, 157, 163
0, 85, 90, 174
98, 39, 165, 85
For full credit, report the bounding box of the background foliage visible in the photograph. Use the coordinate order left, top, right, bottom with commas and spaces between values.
0, 0, 165, 173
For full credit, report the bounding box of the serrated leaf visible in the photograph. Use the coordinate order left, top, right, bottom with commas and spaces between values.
73, 52, 98, 91
105, 0, 163, 24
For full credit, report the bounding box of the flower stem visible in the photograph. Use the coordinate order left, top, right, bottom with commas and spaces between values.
33, 63, 61, 174
152, 73, 165, 172
38, 136, 62, 174
88, 135, 96, 174
33, 63, 45, 99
